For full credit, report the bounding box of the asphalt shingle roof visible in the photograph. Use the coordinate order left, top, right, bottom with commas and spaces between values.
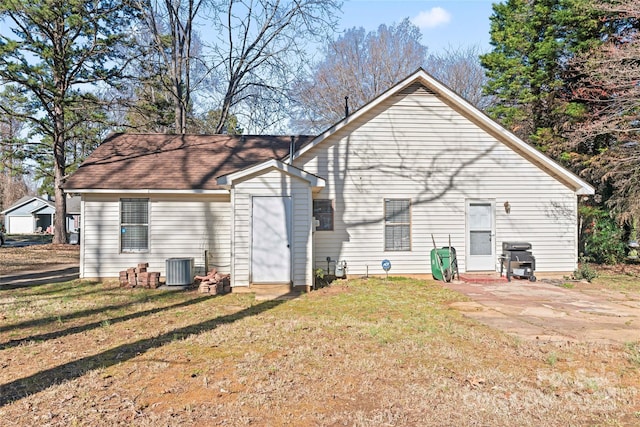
63, 133, 314, 191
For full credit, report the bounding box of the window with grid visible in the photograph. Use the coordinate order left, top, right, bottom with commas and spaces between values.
120, 198, 149, 252
313, 199, 334, 231
384, 199, 411, 251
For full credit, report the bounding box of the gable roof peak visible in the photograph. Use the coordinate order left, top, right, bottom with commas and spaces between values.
293, 68, 594, 196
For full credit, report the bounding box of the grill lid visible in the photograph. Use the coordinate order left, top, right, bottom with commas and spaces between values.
502, 241, 532, 251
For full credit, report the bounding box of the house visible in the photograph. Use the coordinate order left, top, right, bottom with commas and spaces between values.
62, 69, 594, 290
66, 195, 81, 233
1, 196, 55, 234
1, 195, 82, 235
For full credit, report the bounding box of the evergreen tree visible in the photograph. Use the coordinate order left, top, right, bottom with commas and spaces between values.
0, 0, 134, 243
0, 86, 31, 211
192, 109, 243, 135
124, 71, 177, 133
480, 0, 602, 150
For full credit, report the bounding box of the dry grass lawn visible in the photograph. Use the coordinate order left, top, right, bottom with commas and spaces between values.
0, 243, 79, 276
1, 266, 640, 425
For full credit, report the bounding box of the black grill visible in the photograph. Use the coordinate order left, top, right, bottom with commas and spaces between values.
502, 242, 532, 251
500, 241, 536, 282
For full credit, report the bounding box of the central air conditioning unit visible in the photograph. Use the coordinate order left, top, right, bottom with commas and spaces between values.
165, 257, 194, 286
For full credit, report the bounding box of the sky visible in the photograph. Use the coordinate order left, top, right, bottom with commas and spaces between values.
338, 0, 496, 54
1, 1, 497, 63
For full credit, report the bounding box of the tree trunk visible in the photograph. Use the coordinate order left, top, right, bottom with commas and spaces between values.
215, 87, 235, 134
53, 107, 68, 244
53, 173, 67, 244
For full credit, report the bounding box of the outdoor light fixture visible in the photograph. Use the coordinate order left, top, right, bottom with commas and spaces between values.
504, 201, 511, 214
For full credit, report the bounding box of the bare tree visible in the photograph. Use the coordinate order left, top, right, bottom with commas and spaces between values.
209, 0, 341, 134
292, 18, 427, 132
568, 0, 640, 223
426, 45, 493, 110
135, 0, 209, 133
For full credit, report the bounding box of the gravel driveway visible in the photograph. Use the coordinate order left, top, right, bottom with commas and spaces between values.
444, 278, 640, 343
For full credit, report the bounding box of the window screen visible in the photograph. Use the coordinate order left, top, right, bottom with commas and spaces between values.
313, 199, 334, 231
385, 199, 411, 251
120, 198, 149, 252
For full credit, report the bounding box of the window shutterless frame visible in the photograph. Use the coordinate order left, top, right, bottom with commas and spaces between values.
313, 199, 334, 231
384, 199, 411, 251
120, 198, 149, 252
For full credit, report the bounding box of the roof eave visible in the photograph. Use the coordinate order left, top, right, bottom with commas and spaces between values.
436, 82, 596, 195
1, 196, 53, 215
217, 159, 326, 189
63, 188, 230, 195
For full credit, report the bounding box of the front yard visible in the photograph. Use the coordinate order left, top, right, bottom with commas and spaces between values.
1, 272, 639, 425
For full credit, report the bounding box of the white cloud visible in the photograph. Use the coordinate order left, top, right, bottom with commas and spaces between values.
411, 7, 452, 29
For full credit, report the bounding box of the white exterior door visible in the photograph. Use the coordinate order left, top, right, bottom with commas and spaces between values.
251, 196, 292, 283
466, 201, 495, 271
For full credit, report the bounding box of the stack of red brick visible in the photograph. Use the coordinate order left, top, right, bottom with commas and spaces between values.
196, 269, 231, 295
119, 263, 161, 289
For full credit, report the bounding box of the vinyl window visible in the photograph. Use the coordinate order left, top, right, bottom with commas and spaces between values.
384, 199, 411, 251
120, 198, 149, 252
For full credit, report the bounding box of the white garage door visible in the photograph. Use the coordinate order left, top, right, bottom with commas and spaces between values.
8, 216, 33, 233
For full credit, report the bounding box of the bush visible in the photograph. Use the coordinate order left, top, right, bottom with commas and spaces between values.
580, 206, 626, 264
573, 259, 598, 282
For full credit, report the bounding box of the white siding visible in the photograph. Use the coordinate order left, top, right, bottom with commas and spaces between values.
231, 168, 313, 288
80, 194, 231, 278
297, 83, 579, 275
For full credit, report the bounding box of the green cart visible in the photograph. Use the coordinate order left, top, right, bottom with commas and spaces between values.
430, 235, 459, 282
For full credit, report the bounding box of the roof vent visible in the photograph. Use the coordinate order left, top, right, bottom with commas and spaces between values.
288, 136, 295, 164
344, 96, 349, 118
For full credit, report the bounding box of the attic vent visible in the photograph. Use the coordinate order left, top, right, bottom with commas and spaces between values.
397, 83, 435, 96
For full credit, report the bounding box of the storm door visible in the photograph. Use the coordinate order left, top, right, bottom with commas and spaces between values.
466, 201, 495, 271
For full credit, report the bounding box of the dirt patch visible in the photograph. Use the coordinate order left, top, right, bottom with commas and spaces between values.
596, 263, 640, 276
307, 282, 352, 297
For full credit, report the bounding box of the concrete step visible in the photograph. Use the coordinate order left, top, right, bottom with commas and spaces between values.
250, 283, 302, 300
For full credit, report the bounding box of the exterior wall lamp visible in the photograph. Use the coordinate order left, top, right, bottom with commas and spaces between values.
504, 201, 511, 214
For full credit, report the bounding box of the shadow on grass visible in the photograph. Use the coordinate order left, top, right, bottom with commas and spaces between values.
0, 295, 213, 350
0, 289, 180, 334
8, 280, 97, 297
0, 282, 112, 306
0, 299, 284, 407
0, 267, 80, 289
20, 283, 116, 302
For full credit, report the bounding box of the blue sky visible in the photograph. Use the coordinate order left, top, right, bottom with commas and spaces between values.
1, 2, 496, 57
339, 0, 496, 53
